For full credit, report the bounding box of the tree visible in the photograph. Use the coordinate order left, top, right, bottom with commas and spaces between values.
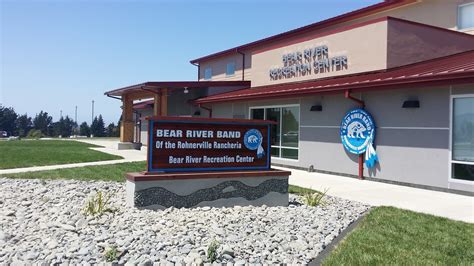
50, 116, 76, 137
0, 105, 18, 136
79, 122, 91, 137
15, 114, 32, 137
106, 122, 119, 137
90, 115, 106, 137
33, 111, 53, 135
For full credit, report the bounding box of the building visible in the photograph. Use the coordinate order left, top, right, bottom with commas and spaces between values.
105, 0, 474, 194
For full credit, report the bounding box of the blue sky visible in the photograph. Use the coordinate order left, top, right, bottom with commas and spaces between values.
1, 0, 378, 125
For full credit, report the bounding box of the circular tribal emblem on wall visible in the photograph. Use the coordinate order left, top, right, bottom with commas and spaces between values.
244, 129, 265, 158
340, 108, 376, 155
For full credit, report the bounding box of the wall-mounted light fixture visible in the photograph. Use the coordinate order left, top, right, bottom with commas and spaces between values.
310, 105, 323, 111
184, 87, 189, 94
402, 100, 420, 108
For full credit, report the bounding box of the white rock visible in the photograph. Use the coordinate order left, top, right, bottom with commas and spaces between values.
0, 177, 369, 264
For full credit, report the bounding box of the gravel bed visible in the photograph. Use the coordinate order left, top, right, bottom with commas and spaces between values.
0, 178, 369, 265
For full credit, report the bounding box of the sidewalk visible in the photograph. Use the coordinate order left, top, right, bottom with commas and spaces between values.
279, 166, 474, 223
2, 139, 472, 223
0, 139, 146, 175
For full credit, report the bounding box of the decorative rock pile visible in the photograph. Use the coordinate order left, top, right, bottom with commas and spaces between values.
0, 178, 369, 265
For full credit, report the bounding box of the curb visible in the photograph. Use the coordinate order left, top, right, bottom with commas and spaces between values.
309, 208, 372, 266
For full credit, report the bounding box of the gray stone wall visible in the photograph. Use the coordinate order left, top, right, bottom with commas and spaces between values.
126, 176, 289, 209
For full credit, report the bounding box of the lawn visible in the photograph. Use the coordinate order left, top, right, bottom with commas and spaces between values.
323, 206, 474, 265
5, 161, 146, 181
6, 161, 312, 190
0, 140, 123, 169
5, 161, 473, 265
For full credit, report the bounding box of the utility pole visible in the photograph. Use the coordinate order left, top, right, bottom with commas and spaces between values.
91, 100, 95, 124
75, 106, 78, 124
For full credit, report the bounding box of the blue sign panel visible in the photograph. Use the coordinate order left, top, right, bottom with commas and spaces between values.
340, 108, 375, 154
340, 108, 378, 168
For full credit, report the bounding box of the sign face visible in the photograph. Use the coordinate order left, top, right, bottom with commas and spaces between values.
147, 117, 271, 172
340, 108, 376, 155
269, 45, 348, 81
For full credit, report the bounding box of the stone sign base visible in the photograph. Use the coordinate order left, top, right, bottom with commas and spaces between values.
125, 169, 291, 209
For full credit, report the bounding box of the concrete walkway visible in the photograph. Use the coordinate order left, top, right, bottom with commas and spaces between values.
1, 138, 472, 223
278, 166, 474, 223
0, 139, 146, 175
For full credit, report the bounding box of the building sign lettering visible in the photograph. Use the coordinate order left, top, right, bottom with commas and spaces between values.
269, 45, 348, 80
147, 117, 273, 172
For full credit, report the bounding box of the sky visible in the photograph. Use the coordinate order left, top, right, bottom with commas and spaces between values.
1, 0, 379, 125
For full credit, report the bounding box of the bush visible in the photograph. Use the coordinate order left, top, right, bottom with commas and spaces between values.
104, 246, 118, 262
302, 188, 328, 207
82, 191, 114, 216
26, 129, 43, 139
207, 240, 219, 262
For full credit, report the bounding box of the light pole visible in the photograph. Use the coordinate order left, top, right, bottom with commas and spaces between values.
91, 100, 95, 124
75, 106, 78, 135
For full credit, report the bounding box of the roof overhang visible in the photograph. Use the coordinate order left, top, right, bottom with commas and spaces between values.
194, 51, 474, 104
105, 80, 251, 98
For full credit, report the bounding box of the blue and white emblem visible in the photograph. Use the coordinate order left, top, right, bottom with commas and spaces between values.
340, 108, 378, 168
244, 129, 265, 158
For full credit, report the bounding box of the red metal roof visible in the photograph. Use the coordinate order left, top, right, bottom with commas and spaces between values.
105, 80, 251, 97
190, 0, 415, 64
133, 100, 154, 110
194, 50, 474, 104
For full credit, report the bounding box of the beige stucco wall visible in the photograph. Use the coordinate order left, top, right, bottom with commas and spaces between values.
198, 53, 252, 81
195, 0, 474, 83
354, 0, 474, 35
250, 20, 388, 87
386, 18, 474, 68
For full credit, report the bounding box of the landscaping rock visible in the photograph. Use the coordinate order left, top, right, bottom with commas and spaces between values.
0, 178, 369, 264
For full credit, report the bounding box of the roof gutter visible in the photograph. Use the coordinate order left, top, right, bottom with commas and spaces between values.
107, 94, 122, 101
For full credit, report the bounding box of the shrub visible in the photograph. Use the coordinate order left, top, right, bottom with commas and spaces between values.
26, 129, 43, 139
302, 188, 328, 207
207, 240, 219, 262
104, 246, 118, 262
82, 191, 114, 216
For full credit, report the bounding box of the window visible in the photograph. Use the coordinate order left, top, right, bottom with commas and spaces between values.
458, 3, 474, 30
451, 95, 474, 181
226, 62, 235, 76
251, 105, 299, 160
204, 67, 212, 80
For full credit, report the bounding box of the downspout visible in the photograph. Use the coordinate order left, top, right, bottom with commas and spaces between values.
344, 89, 365, 179
237, 50, 245, 81
191, 62, 200, 80
198, 104, 212, 118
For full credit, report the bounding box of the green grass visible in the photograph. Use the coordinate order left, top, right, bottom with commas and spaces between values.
5, 161, 146, 181
323, 206, 474, 265
288, 185, 320, 195
0, 140, 123, 169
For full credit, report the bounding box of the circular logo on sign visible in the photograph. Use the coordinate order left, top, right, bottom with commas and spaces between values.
340, 108, 375, 154
244, 129, 263, 151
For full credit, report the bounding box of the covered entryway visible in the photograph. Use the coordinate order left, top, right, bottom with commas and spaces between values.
104, 81, 250, 149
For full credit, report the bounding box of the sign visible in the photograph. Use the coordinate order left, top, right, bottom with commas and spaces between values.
340, 108, 378, 168
147, 117, 272, 173
269, 45, 348, 80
